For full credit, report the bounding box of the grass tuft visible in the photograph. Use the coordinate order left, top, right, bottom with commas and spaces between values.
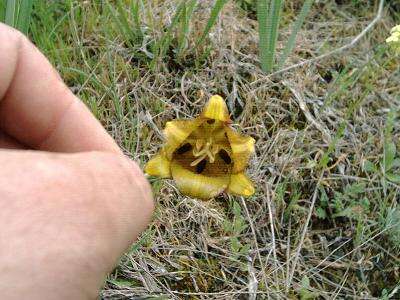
196, 0, 228, 47
3, 0, 34, 34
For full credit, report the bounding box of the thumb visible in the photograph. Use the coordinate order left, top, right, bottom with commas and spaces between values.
0, 150, 154, 299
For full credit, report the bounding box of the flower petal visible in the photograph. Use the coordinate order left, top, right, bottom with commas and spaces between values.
145, 153, 171, 178
171, 161, 229, 199
225, 126, 255, 173
163, 119, 203, 159
391, 25, 400, 33
227, 173, 255, 197
201, 95, 230, 122
387, 35, 399, 43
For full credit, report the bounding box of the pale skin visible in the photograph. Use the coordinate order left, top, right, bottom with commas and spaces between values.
0, 23, 154, 299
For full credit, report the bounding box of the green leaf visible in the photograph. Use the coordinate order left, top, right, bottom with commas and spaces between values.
301, 275, 310, 287
344, 182, 365, 198
384, 141, 396, 172
223, 219, 233, 232
392, 158, 400, 168
284, 188, 301, 217
5, 0, 17, 27
0, 1, 5, 22
386, 173, 400, 184
15, 0, 34, 35
333, 192, 344, 210
230, 237, 242, 253
108, 279, 134, 287
315, 207, 327, 219
319, 153, 330, 169
257, 0, 269, 72
363, 160, 377, 173
233, 201, 242, 216
361, 198, 370, 212
318, 121, 346, 169
3, 0, 34, 34
233, 217, 244, 232
258, 0, 284, 72
333, 206, 363, 219
385, 110, 396, 138
239, 243, 251, 254
266, 0, 283, 72
128, 228, 154, 252
319, 186, 328, 207
299, 275, 319, 300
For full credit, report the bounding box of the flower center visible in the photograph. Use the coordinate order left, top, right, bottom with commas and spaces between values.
190, 138, 220, 167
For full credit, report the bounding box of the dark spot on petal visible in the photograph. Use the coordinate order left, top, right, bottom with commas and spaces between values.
196, 159, 207, 174
207, 119, 215, 124
176, 143, 192, 154
219, 150, 231, 164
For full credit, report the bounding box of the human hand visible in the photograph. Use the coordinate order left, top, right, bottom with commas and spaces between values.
0, 23, 154, 299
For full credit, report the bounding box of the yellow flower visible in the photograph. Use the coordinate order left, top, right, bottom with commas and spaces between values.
145, 95, 255, 200
386, 24, 400, 53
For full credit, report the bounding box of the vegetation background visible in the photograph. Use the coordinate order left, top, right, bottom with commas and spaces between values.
1, 0, 399, 298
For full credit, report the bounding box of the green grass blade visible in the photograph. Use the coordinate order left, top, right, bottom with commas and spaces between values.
0, 1, 6, 22
196, 0, 228, 47
257, 0, 269, 72
107, 2, 128, 42
265, 0, 283, 73
156, 0, 186, 59
116, 0, 136, 42
278, 0, 313, 69
5, 0, 18, 27
186, 0, 197, 17
106, 0, 136, 48
130, 0, 143, 38
178, 0, 197, 56
16, 0, 34, 34
178, 2, 188, 54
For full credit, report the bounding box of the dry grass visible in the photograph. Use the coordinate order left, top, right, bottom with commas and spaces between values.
30, 0, 400, 298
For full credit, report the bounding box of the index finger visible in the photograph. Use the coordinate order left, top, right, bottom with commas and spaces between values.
0, 23, 121, 153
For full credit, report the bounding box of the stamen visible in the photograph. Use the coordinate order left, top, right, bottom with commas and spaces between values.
195, 139, 204, 151
211, 144, 220, 155
193, 147, 207, 157
208, 151, 215, 163
190, 154, 208, 166
190, 138, 221, 166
